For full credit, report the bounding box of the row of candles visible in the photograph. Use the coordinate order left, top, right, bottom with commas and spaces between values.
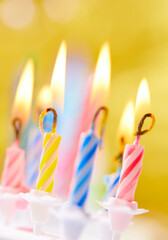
0, 39, 155, 240
3, 40, 112, 197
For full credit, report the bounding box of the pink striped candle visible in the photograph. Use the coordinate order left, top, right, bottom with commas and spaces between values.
116, 136, 144, 202
116, 113, 155, 202
1, 119, 29, 194
1, 59, 34, 193
2, 140, 26, 192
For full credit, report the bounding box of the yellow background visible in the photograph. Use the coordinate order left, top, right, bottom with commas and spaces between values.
0, 0, 168, 230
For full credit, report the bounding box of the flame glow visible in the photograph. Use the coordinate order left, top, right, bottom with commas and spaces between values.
36, 84, 53, 112
90, 42, 111, 103
135, 78, 150, 112
135, 78, 150, 123
118, 101, 135, 143
50, 41, 67, 111
12, 59, 34, 125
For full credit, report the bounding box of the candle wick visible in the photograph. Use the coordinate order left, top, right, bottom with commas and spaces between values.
134, 135, 140, 145
39, 107, 57, 135
134, 113, 155, 136
12, 118, 22, 141
91, 106, 108, 147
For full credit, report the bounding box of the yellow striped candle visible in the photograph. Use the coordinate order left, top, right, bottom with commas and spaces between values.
36, 108, 61, 193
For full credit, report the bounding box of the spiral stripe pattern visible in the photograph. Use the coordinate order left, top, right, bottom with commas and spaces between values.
36, 132, 61, 193
103, 168, 121, 200
116, 144, 144, 202
70, 130, 99, 208
26, 128, 43, 187
2, 145, 25, 188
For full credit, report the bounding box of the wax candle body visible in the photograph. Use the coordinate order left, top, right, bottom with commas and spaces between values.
36, 132, 61, 192
103, 168, 121, 200
26, 127, 43, 188
2, 140, 25, 189
54, 74, 93, 198
70, 129, 100, 208
116, 139, 144, 202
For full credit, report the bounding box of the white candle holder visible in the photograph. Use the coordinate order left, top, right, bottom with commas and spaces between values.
0, 185, 28, 226
0, 192, 19, 226
97, 197, 148, 240
0, 224, 63, 240
21, 189, 66, 237
53, 203, 89, 240
92, 210, 112, 240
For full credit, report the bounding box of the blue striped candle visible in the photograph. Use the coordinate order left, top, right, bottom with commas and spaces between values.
70, 106, 108, 208
69, 128, 100, 208
26, 127, 43, 188
103, 168, 121, 200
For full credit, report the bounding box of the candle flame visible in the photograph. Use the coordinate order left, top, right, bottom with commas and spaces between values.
135, 78, 150, 122
50, 41, 67, 111
90, 42, 111, 103
12, 59, 34, 126
118, 101, 135, 143
36, 85, 53, 112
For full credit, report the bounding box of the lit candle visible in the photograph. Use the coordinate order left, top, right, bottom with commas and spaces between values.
27, 41, 66, 189
70, 106, 108, 208
1, 59, 34, 193
36, 108, 61, 193
116, 113, 155, 202
26, 85, 53, 188
104, 101, 134, 200
116, 80, 152, 202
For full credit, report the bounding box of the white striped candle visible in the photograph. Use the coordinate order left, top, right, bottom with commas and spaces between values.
26, 127, 43, 188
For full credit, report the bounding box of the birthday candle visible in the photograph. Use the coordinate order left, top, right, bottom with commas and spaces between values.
103, 138, 124, 201
26, 85, 53, 188
55, 74, 93, 198
2, 139, 25, 190
103, 101, 134, 201
26, 128, 42, 187
70, 106, 108, 208
103, 168, 121, 200
1, 60, 34, 193
36, 108, 61, 193
116, 114, 155, 202
103, 136, 125, 201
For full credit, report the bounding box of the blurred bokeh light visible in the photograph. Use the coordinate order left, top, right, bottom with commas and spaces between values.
0, 0, 35, 29
43, 0, 80, 23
